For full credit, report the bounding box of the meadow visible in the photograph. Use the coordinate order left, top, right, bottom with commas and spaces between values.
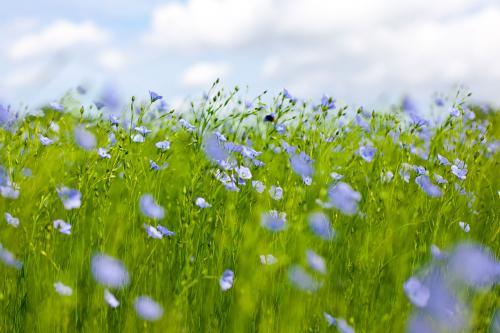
0, 85, 499, 332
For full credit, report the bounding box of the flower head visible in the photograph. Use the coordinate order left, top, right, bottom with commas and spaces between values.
0, 243, 23, 269
57, 187, 81, 210
288, 265, 321, 291
54, 282, 73, 296
359, 145, 377, 162
415, 175, 442, 198
139, 194, 164, 219
98, 148, 111, 159
403, 277, 430, 307
134, 296, 163, 321
451, 159, 467, 180
260, 254, 278, 265
252, 180, 265, 193
53, 219, 71, 235
306, 250, 326, 274
261, 210, 287, 232
91, 254, 130, 288
235, 166, 252, 180
149, 90, 162, 103
74, 126, 96, 150
155, 140, 170, 151
39, 134, 54, 146
269, 185, 283, 200
5, 213, 19, 228
104, 289, 120, 308
219, 269, 234, 291
327, 182, 361, 215
195, 197, 211, 208
308, 212, 335, 240
320, 95, 336, 110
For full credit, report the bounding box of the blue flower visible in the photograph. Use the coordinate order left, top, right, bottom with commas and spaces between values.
5, 213, 19, 228
320, 95, 335, 110
458, 221, 470, 233
359, 145, 376, 162
214, 131, 227, 142
134, 296, 163, 321
403, 277, 430, 307
330, 172, 344, 181
132, 134, 145, 143
430, 244, 447, 261
155, 140, 171, 151
143, 224, 163, 239
288, 265, 321, 291
94, 101, 106, 110
260, 254, 278, 265
413, 165, 427, 176
0, 184, 19, 199
195, 197, 211, 208
435, 97, 445, 106
275, 123, 287, 134
54, 282, 73, 296
283, 89, 297, 102
149, 160, 160, 171
53, 219, 71, 235
290, 152, 313, 178
91, 253, 130, 288
449, 107, 460, 117
57, 187, 82, 210
323, 312, 336, 326
179, 119, 196, 132
269, 185, 283, 200
157, 225, 176, 237
139, 194, 164, 219
203, 134, 229, 163
0, 243, 23, 269
355, 115, 370, 132
134, 126, 151, 136
74, 126, 96, 150
306, 250, 326, 274
437, 154, 450, 166
451, 159, 467, 180
381, 171, 394, 183
150, 160, 168, 171
281, 140, 296, 155
235, 166, 252, 180
39, 134, 54, 146
49, 102, 64, 111
308, 212, 335, 240
261, 210, 286, 232
98, 148, 111, 159
252, 180, 265, 193
327, 182, 361, 215
149, 90, 163, 103
434, 173, 447, 184
219, 269, 235, 291
104, 289, 120, 308
109, 114, 119, 126
447, 243, 500, 288
415, 175, 442, 198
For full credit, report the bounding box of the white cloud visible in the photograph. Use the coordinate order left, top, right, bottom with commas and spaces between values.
145, 0, 500, 105
9, 20, 110, 60
97, 49, 127, 71
181, 62, 231, 87
3, 65, 43, 88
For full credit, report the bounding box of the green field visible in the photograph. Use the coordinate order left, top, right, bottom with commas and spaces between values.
1, 87, 499, 332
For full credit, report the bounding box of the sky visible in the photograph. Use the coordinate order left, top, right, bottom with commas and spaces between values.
1, 0, 500, 109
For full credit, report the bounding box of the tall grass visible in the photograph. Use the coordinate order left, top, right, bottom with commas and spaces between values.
0, 87, 499, 332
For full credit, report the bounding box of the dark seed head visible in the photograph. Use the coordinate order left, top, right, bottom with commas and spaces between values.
264, 114, 275, 122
